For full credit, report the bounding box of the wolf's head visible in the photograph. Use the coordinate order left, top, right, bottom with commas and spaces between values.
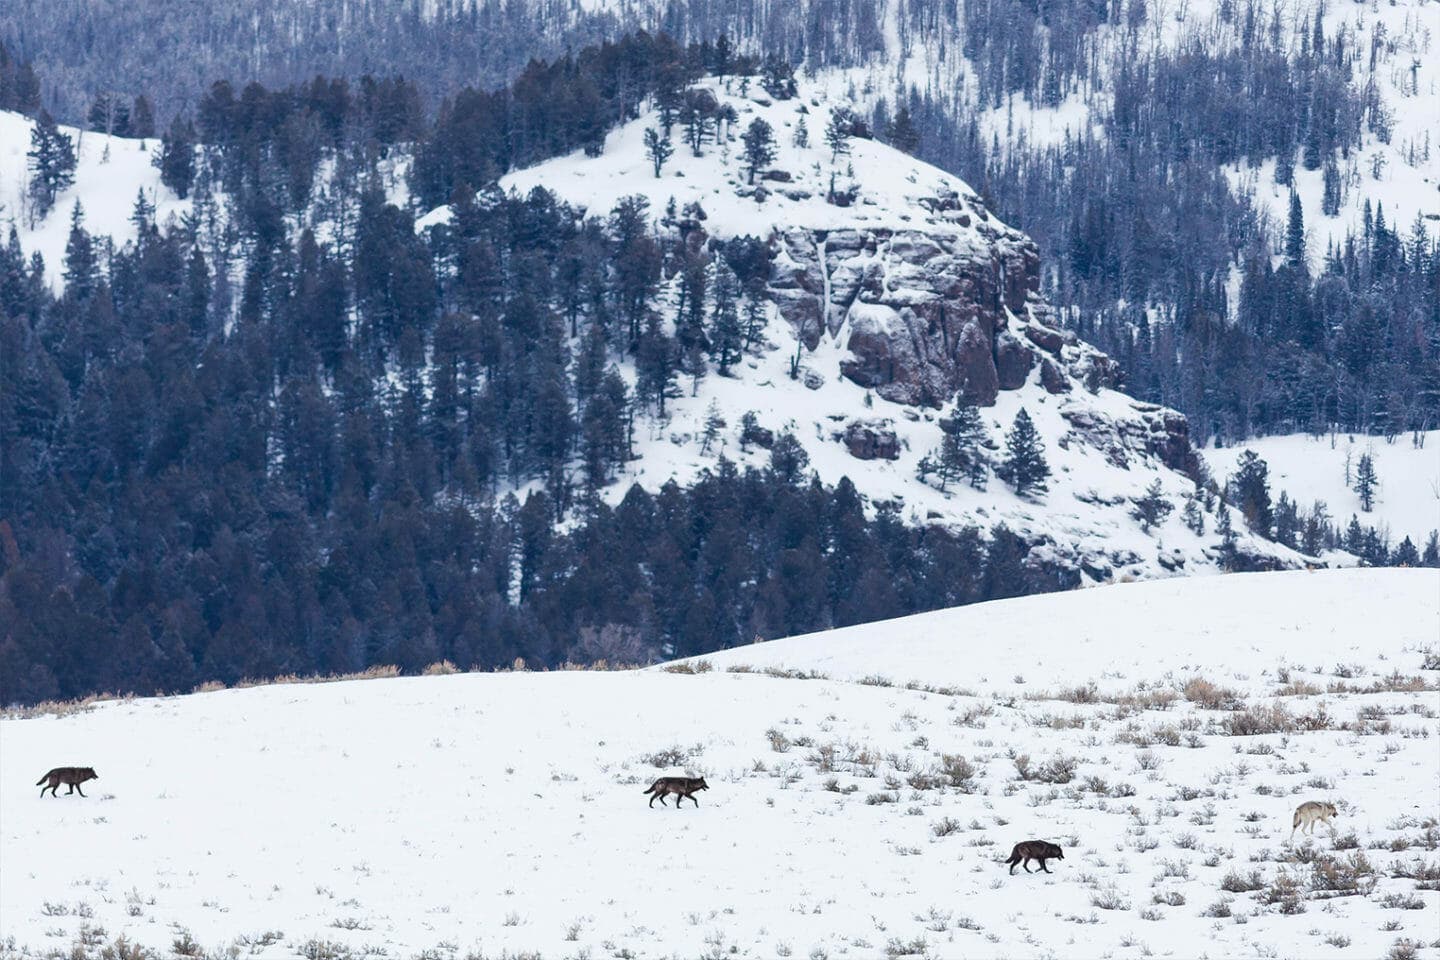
84, 768, 98, 781
1323, 802, 1337, 817
696, 777, 709, 791
1048, 843, 1064, 859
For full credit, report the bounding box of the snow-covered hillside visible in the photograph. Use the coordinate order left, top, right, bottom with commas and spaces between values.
0, 111, 189, 288
3, 569, 1437, 958
468, 79, 1287, 581
1204, 431, 1440, 547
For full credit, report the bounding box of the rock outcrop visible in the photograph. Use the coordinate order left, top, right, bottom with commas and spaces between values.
765, 215, 1116, 411
841, 420, 901, 461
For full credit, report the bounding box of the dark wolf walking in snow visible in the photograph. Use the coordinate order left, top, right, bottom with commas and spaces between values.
1006, 840, 1064, 874
36, 767, 99, 798
643, 776, 709, 808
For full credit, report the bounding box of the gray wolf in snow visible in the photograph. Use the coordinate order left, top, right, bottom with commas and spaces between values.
1289, 801, 1338, 842
643, 776, 709, 808
1005, 840, 1064, 874
36, 767, 98, 798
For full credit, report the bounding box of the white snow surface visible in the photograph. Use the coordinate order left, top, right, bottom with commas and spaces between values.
1203, 431, 1440, 546
2, 568, 1438, 957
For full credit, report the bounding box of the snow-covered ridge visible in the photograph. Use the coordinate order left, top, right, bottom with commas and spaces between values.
482, 77, 1299, 579
3, 568, 1437, 957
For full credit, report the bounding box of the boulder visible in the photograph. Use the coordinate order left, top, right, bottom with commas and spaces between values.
994, 330, 1034, 390
842, 420, 901, 460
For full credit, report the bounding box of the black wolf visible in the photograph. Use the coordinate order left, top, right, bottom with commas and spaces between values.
1006, 840, 1064, 874
643, 776, 709, 809
36, 767, 99, 798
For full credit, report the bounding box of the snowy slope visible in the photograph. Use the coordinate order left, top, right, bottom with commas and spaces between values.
481, 78, 1287, 580
0, 111, 190, 288
1204, 431, 1440, 546
3, 569, 1437, 958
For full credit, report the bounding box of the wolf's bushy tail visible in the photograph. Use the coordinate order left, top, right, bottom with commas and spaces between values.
36, 772, 49, 785
641, 781, 658, 793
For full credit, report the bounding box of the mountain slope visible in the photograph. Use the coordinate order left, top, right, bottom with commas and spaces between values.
481, 77, 1294, 580
3, 569, 1437, 957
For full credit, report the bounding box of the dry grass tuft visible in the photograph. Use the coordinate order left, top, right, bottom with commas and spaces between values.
663, 659, 713, 675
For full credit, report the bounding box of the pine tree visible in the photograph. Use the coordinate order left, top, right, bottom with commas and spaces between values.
1285, 190, 1306, 267
1216, 499, 1238, 570
87, 92, 130, 136
157, 117, 196, 199
825, 108, 854, 162
1391, 536, 1420, 567
1130, 479, 1174, 532
680, 89, 716, 158
996, 408, 1050, 497
741, 280, 767, 350
1230, 450, 1273, 536
932, 403, 988, 491
1272, 492, 1299, 549
62, 202, 99, 301
1321, 157, 1341, 217
768, 431, 809, 483
1347, 454, 1370, 515
643, 127, 673, 178
636, 314, 676, 416
741, 117, 776, 184
1182, 495, 1205, 535
1353, 452, 1377, 511
1301, 500, 1331, 556
1422, 531, 1440, 567
26, 110, 77, 217
709, 259, 742, 375
759, 55, 797, 100
792, 115, 809, 149
885, 105, 920, 154
700, 400, 726, 454
130, 95, 156, 139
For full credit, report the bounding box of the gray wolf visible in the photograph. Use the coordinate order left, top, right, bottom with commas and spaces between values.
36, 767, 98, 798
1006, 840, 1064, 874
1289, 801, 1338, 843
643, 776, 709, 809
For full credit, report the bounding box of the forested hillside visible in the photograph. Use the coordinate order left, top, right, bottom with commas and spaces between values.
3, 38, 1223, 706
2, 3, 1437, 707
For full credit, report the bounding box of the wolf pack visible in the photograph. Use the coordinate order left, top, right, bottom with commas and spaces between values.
38, 764, 1341, 878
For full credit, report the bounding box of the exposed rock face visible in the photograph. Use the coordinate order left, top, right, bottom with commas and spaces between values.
841, 420, 901, 460
1059, 404, 1204, 482
766, 220, 1109, 410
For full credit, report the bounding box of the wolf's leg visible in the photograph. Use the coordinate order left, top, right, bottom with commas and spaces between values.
686, 792, 700, 807
1327, 819, 1337, 837
1022, 859, 1033, 873
649, 792, 661, 808
75, 784, 86, 797
65, 783, 75, 795
1039, 859, 1051, 873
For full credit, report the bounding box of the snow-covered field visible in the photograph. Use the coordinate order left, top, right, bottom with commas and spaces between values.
3, 569, 1438, 959
1204, 432, 1440, 547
